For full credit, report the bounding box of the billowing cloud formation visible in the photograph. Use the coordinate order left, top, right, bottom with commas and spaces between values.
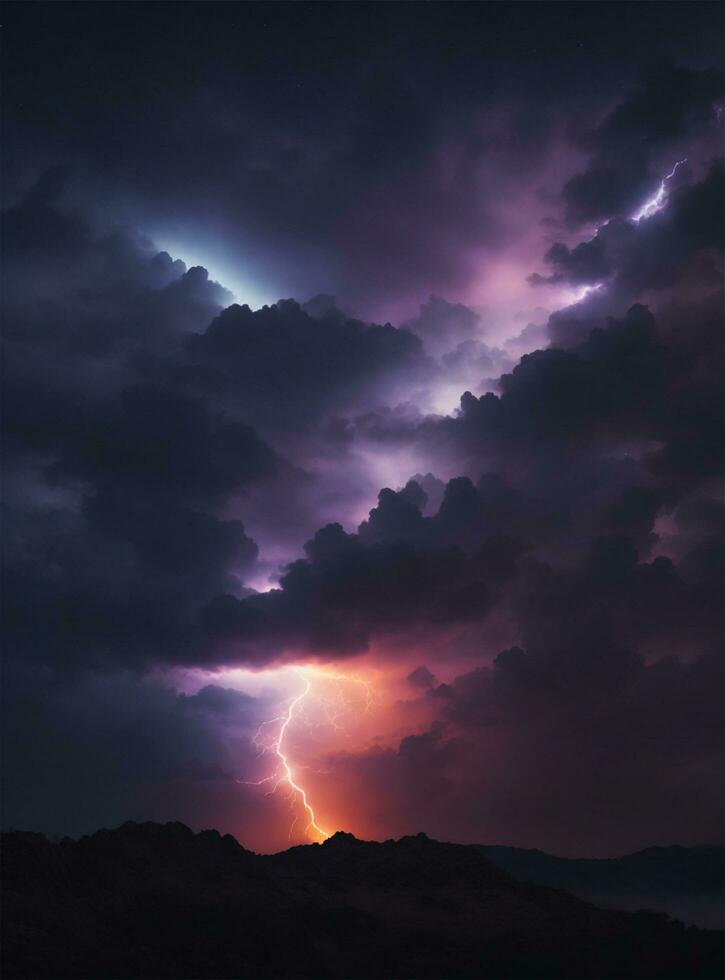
561, 64, 723, 226
1, 4, 723, 855
6, 5, 722, 318
187, 299, 430, 438
539, 161, 724, 300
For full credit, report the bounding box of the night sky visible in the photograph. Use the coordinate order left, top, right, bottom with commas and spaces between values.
2, 2, 724, 856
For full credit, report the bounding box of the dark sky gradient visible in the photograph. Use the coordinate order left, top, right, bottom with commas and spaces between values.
2, 2, 723, 855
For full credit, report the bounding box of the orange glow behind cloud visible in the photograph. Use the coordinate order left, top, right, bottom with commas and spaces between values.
198, 657, 441, 847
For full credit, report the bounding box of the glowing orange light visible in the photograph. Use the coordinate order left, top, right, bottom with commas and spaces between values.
240, 666, 373, 842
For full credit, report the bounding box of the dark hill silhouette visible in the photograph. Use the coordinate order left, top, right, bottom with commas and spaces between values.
2, 822, 723, 979
480, 844, 724, 930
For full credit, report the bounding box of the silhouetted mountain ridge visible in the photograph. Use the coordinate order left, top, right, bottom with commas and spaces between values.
479, 843, 724, 929
2, 822, 723, 979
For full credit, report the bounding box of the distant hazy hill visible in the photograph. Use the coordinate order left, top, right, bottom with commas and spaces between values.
2, 822, 723, 979
480, 844, 724, 930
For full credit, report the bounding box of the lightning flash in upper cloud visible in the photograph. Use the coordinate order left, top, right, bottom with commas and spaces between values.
631, 160, 687, 223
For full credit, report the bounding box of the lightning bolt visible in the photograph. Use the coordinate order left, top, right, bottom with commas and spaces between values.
240, 666, 373, 842
561, 159, 689, 308
631, 159, 687, 223
567, 281, 604, 305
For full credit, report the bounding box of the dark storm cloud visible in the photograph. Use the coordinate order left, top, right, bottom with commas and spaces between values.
321, 646, 722, 853
1, 1, 723, 853
618, 162, 724, 291
318, 523, 723, 851
539, 161, 724, 309
172, 197, 723, 668
201, 516, 505, 661
2, 177, 284, 668
2, 490, 259, 669
2, 171, 436, 449
475, 293, 719, 489
348, 292, 721, 507
319, 268, 723, 852
0, 663, 267, 838
5, 166, 720, 685
561, 63, 723, 226
7, 5, 721, 314
44, 384, 277, 505
0, 178, 447, 672
529, 236, 612, 287
427, 648, 721, 853
188, 286, 719, 781
199, 446, 721, 668
186, 298, 431, 437
2, 168, 233, 343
